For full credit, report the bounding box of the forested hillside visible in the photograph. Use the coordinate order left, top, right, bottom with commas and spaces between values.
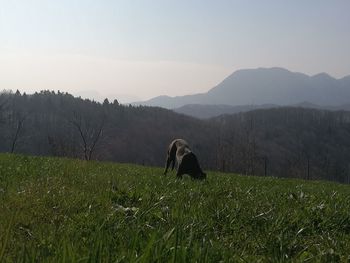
213, 108, 350, 183
1, 90, 350, 183
0, 90, 217, 168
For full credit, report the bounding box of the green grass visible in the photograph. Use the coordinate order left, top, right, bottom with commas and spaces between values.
1, 154, 350, 262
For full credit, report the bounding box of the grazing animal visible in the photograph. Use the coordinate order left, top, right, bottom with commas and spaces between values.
164, 139, 206, 179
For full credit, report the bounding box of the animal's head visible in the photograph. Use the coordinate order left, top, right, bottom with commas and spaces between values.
181, 152, 206, 180
198, 171, 206, 180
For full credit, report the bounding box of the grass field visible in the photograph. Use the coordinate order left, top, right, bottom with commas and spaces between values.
1, 154, 350, 262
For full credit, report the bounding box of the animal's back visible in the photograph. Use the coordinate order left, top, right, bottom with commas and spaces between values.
168, 139, 189, 155
176, 144, 191, 158
173, 139, 189, 149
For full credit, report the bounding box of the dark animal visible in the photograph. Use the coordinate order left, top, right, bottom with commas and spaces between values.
164, 139, 206, 179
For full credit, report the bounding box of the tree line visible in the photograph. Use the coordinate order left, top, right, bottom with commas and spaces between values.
214, 108, 350, 183
1, 90, 350, 183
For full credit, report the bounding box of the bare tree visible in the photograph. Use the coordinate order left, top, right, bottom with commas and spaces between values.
0, 99, 7, 112
0, 94, 9, 122
10, 113, 27, 153
70, 112, 105, 160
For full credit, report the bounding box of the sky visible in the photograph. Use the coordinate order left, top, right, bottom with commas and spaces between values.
1, 0, 350, 102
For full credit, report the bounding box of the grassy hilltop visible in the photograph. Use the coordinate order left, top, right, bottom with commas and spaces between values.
1, 154, 350, 262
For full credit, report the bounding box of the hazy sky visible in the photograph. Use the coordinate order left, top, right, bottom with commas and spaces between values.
1, 1, 350, 102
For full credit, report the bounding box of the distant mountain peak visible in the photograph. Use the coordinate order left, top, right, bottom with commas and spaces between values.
134, 67, 350, 109
220, 67, 308, 83
235, 67, 295, 75
312, 72, 335, 81
259, 67, 291, 72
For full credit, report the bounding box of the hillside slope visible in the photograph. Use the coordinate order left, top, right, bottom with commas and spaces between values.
1, 154, 350, 261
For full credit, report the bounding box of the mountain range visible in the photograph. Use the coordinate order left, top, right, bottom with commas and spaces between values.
134, 67, 350, 117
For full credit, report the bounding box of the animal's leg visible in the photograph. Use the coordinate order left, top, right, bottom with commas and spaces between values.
169, 141, 177, 171
164, 156, 171, 175
176, 171, 183, 179
176, 161, 185, 179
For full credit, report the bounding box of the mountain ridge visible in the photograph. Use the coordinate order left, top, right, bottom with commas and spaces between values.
173, 102, 350, 119
133, 67, 350, 109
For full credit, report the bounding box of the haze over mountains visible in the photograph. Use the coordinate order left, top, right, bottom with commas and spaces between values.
134, 67, 350, 118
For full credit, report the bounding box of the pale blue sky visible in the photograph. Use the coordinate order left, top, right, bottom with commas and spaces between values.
1, 0, 349, 101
